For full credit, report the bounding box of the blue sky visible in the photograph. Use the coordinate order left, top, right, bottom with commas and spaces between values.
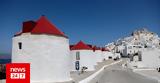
0, 0, 160, 54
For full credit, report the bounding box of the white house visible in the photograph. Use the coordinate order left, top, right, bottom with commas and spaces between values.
101, 47, 110, 60
70, 41, 96, 71
112, 53, 121, 59
140, 48, 160, 68
12, 16, 72, 82
128, 48, 160, 69
123, 44, 142, 57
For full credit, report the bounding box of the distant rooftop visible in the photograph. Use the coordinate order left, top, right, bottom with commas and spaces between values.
71, 41, 93, 50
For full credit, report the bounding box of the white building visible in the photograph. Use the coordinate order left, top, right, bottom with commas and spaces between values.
115, 45, 124, 53
128, 48, 160, 69
101, 47, 110, 60
140, 48, 160, 68
12, 16, 72, 82
93, 46, 103, 62
70, 41, 96, 71
123, 44, 142, 57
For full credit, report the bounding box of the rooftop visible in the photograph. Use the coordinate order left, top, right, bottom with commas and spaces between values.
15, 16, 67, 38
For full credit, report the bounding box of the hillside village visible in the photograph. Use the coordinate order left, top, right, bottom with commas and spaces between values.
106, 28, 160, 54
106, 28, 160, 69
0, 16, 160, 83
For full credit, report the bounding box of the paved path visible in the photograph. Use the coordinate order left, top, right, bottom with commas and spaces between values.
97, 60, 158, 83
98, 69, 157, 83
70, 59, 114, 83
134, 70, 160, 83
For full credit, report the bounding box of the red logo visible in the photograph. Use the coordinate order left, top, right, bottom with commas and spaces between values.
6, 63, 30, 83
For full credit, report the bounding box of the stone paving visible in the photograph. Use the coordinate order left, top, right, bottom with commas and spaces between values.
134, 70, 160, 82
70, 59, 115, 83
94, 60, 157, 83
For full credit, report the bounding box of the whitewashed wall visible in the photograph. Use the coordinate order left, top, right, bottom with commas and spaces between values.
12, 33, 72, 82
102, 51, 109, 60
94, 50, 103, 63
141, 48, 160, 68
70, 51, 75, 71
114, 53, 121, 59
71, 50, 96, 71
107, 52, 114, 58
123, 45, 142, 57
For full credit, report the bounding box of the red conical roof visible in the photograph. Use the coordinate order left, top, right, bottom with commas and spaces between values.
71, 41, 93, 50
15, 16, 67, 38
31, 16, 66, 37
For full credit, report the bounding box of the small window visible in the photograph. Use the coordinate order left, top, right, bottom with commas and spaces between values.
18, 42, 22, 49
76, 52, 80, 60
